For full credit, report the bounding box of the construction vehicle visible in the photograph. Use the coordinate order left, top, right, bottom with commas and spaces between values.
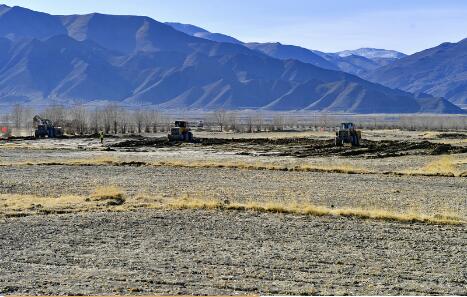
33, 115, 63, 138
335, 122, 361, 146
168, 120, 193, 141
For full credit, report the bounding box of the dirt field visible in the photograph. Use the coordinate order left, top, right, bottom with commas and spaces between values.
0, 130, 466, 295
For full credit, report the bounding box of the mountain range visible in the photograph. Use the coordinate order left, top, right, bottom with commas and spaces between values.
165, 22, 407, 77
167, 21, 466, 108
0, 4, 464, 113
368, 39, 467, 105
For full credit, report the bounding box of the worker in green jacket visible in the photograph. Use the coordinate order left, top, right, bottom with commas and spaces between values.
99, 131, 104, 144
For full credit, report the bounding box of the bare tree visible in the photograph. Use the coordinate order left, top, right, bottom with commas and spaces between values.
11, 103, 24, 129
69, 105, 88, 134
133, 108, 145, 134
151, 108, 161, 133
272, 115, 285, 131
90, 108, 100, 134
213, 109, 227, 132
22, 106, 34, 130
253, 113, 264, 132
246, 114, 254, 133
44, 104, 66, 126
109, 104, 120, 134
226, 111, 239, 132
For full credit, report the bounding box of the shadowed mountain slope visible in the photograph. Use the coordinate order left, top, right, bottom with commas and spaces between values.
369, 38, 467, 105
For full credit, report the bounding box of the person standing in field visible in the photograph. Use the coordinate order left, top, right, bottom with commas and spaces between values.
99, 131, 104, 144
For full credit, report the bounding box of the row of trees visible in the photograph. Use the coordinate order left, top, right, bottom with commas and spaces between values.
1, 103, 466, 136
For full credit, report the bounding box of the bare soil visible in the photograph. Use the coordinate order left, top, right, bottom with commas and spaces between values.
110, 136, 467, 159
1, 210, 465, 296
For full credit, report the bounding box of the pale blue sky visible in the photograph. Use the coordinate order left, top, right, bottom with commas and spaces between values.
2, 0, 467, 54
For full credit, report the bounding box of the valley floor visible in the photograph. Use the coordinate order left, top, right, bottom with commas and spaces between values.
0, 130, 465, 295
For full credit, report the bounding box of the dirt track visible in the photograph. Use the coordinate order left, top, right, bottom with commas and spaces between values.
1, 210, 465, 295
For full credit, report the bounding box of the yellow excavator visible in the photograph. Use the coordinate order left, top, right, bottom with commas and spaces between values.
168, 121, 193, 142
335, 122, 361, 146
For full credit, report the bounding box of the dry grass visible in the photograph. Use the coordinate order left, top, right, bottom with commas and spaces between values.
402, 155, 464, 177
2, 156, 465, 177
297, 162, 368, 174
1, 192, 464, 225
0, 194, 87, 216
0, 157, 370, 175
167, 196, 464, 225
91, 185, 124, 201
0, 186, 128, 216
90, 185, 126, 206
155, 160, 369, 174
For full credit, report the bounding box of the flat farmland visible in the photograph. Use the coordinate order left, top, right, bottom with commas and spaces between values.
0, 130, 465, 295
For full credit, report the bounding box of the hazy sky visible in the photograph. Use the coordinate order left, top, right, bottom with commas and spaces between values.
2, 0, 467, 54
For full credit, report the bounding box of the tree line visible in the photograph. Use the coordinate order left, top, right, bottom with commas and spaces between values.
1, 103, 466, 136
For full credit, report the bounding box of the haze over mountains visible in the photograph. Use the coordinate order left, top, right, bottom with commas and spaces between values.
0, 4, 464, 113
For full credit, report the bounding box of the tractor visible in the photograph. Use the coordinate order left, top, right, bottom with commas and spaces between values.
335, 122, 361, 146
33, 115, 63, 138
168, 120, 193, 142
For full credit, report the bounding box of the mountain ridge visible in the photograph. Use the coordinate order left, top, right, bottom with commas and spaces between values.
165, 22, 407, 78
0, 5, 463, 114
368, 38, 467, 105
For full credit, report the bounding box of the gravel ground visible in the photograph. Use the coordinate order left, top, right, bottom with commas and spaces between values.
0, 210, 465, 295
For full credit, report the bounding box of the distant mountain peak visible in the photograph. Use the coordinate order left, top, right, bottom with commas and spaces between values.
336, 48, 407, 59
0, 4, 10, 15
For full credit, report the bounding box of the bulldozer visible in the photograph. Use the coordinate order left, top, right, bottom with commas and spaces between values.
168, 120, 193, 142
335, 122, 361, 146
33, 115, 63, 138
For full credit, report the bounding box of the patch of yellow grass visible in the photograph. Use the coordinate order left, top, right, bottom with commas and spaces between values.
421, 132, 439, 139
0, 186, 127, 216
168, 196, 223, 210
153, 160, 369, 175
91, 185, 125, 206
0, 156, 370, 175
402, 155, 463, 177
91, 185, 125, 202
167, 196, 465, 225
1, 192, 464, 225
297, 162, 368, 174
0, 194, 86, 216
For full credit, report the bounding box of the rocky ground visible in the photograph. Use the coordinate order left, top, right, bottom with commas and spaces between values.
0, 130, 466, 295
